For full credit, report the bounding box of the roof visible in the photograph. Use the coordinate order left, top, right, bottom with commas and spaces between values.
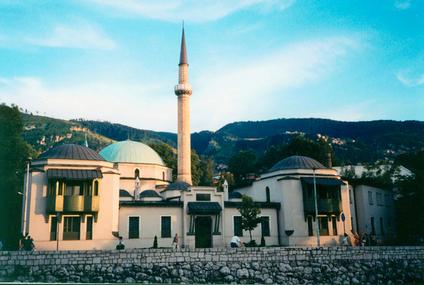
301, 177, 346, 186
224, 201, 281, 209
39, 144, 104, 161
119, 189, 133, 198
139, 190, 162, 199
269, 155, 327, 172
99, 140, 164, 165
187, 202, 222, 215
229, 191, 242, 199
179, 27, 188, 65
120, 201, 183, 207
165, 181, 191, 191
47, 169, 102, 180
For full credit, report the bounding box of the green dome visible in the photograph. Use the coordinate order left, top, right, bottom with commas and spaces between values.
99, 140, 164, 165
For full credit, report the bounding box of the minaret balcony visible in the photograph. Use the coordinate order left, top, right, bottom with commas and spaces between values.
174, 84, 192, 95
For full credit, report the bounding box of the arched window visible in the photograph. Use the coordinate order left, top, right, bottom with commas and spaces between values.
162, 171, 165, 181
265, 187, 270, 203
94, 181, 99, 196
134, 169, 140, 178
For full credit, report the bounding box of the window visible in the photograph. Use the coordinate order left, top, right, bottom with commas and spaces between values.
318, 217, 329, 236
86, 216, 93, 240
265, 187, 270, 203
196, 193, 211, 201
368, 191, 374, 205
233, 216, 243, 237
380, 217, 384, 236
370, 217, 375, 235
331, 216, 338, 236
94, 181, 99, 196
349, 188, 353, 204
63, 217, 81, 240
376, 192, 383, 206
134, 169, 140, 178
307, 216, 313, 236
261, 217, 270, 237
128, 217, 139, 239
50, 216, 57, 241
161, 216, 171, 238
162, 172, 165, 181
48, 181, 55, 196
58, 182, 63, 196
384, 194, 391, 207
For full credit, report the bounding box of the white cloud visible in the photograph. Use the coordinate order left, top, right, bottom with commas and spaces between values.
394, 0, 411, 10
0, 35, 362, 132
25, 23, 116, 50
86, 0, 295, 22
0, 77, 175, 131
396, 71, 424, 87
191, 36, 363, 130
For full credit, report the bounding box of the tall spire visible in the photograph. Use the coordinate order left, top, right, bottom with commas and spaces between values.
179, 23, 188, 65
175, 23, 192, 185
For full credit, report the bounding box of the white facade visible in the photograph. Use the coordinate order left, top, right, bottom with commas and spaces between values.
237, 164, 352, 246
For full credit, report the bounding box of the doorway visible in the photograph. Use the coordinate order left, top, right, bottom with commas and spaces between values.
195, 216, 212, 248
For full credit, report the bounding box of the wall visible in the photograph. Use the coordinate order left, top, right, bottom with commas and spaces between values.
0, 247, 423, 284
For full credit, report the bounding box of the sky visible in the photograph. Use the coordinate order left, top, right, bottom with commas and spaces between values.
0, 0, 423, 132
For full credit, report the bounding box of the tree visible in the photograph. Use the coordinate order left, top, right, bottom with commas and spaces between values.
237, 195, 261, 244
259, 135, 333, 172
228, 150, 257, 188
393, 151, 424, 244
199, 157, 214, 186
0, 104, 32, 249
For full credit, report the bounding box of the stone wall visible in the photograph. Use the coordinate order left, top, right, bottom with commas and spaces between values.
0, 246, 423, 284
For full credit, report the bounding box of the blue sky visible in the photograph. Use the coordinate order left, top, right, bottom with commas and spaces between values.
0, 0, 422, 132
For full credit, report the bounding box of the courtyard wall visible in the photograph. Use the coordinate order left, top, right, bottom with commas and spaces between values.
0, 246, 423, 284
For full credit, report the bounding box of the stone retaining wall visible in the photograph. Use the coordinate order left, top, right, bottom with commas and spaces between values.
0, 246, 423, 284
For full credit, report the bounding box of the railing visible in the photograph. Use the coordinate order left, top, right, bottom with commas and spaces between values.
303, 198, 342, 214
46, 195, 99, 213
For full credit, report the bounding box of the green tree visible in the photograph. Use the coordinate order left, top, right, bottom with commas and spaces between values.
199, 157, 214, 186
259, 135, 333, 171
394, 151, 424, 244
228, 150, 257, 188
237, 195, 261, 244
149, 141, 177, 180
0, 104, 32, 249
191, 150, 202, 186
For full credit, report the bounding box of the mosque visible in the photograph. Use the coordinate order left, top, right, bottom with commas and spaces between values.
21, 28, 353, 250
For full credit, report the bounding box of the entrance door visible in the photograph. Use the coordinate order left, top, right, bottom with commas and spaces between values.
195, 216, 212, 248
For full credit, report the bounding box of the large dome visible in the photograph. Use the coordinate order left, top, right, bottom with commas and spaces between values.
39, 144, 104, 161
99, 140, 164, 165
269, 155, 326, 172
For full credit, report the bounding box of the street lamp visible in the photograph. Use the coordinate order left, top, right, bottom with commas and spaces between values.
313, 168, 320, 247
21, 157, 31, 236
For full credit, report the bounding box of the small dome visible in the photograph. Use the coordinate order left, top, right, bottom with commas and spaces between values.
39, 144, 104, 161
229, 191, 242, 199
119, 189, 133, 198
99, 140, 164, 165
165, 181, 191, 191
269, 155, 326, 172
139, 190, 162, 199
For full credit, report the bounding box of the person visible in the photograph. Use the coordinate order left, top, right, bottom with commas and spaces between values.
172, 233, 179, 250
342, 233, 349, 246
116, 236, 125, 250
230, 236, 243, 248
23, 235, 35, 251
361, 233, 368, 246
19, 233, 28, 250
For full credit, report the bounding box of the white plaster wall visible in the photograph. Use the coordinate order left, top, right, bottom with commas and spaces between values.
223, 208, 279, 247
118, 206, 182, 249
354, 185, 395, 239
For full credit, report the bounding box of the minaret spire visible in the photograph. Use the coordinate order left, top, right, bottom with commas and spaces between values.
179, 22, 188, 65
175, 24, 192, 185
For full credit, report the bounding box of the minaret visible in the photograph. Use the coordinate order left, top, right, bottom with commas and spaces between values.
174, 25, 192, 185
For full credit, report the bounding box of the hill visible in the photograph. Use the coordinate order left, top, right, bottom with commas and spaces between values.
21, 113, 114, 156
19, 113, 424, 165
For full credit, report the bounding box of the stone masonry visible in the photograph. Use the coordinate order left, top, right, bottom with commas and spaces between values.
0, 246, 423, 284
